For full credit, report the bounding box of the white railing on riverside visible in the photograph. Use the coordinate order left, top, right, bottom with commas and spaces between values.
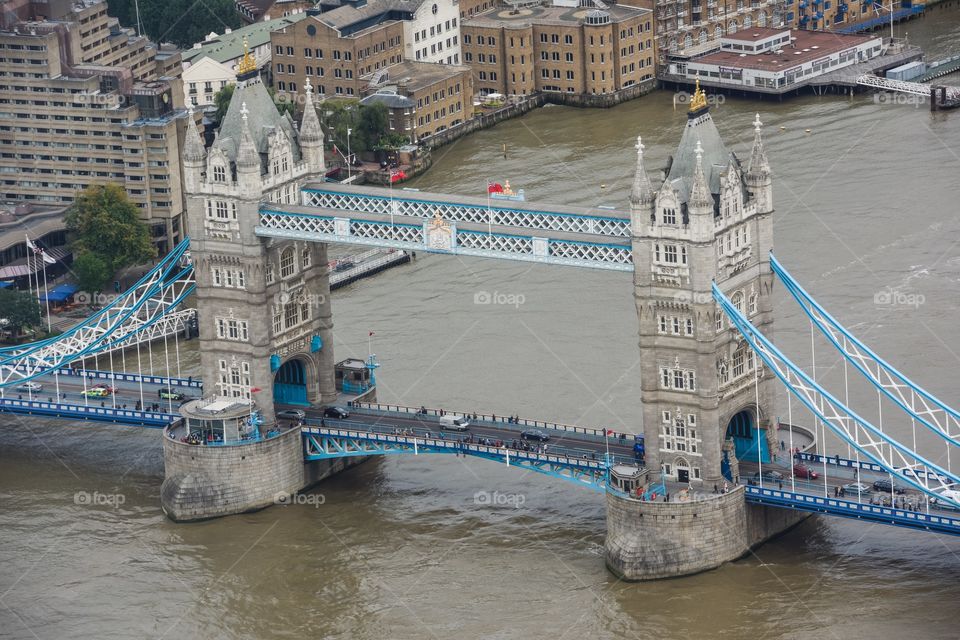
855, 74, 932, 97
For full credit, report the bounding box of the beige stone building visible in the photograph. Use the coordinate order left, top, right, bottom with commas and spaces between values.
0, 0, 190, 252
361, 60, 473, 141
461, 3, 655, 98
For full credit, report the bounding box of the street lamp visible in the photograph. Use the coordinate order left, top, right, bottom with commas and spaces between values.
346, 127, 352, 182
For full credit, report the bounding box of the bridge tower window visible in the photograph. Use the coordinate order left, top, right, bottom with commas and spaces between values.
280, 247, 296, 278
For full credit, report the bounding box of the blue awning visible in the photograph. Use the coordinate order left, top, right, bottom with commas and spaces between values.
0, 281, 13, 289
40, 283, 79, 303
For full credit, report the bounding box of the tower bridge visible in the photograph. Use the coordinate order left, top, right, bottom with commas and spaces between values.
5, 76, 960, 580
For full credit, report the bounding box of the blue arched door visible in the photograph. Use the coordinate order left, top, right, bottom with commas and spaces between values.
726, 409, 769, 463
274, 359, 308, 406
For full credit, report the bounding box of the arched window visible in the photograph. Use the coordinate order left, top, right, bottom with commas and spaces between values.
744, 14, 752, 28
728, 21, 738, 34
758, 11, 767, 26
748, 291, 758, 315
301, 248, 312, 269
699, 30, 707, 45
715, 24, 723, 39
731, 291, 744, 313
280, 247, 296, 278
684, 34, 692, 48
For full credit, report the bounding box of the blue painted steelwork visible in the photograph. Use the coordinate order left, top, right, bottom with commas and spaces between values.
833, 4, 924, 33
0, 398, 177, 428
771, 254, 960, 448
714, 282, 960, 508
794, 451, 948, 483
274, 359, 309, 406
17, 366, 202, 389
727, 409, 770, 463
744, 485, 960, 536
301, 424, 608, 491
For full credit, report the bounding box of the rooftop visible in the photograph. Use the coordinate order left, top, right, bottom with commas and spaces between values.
363, 60, 471, 93
721, 27, 792, 43
312, 0, 425, 34
694, 30, 878, 73
466, 3, 649, 28
182, 14, 306, 64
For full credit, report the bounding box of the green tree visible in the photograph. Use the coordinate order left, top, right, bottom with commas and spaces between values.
73, 251, 111, 296
357, 102, 389, 150
105, 0, 242, 49
0, 289, 41, 336
65, 184, 156, 276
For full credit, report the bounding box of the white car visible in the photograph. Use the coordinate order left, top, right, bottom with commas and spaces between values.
15, 382, 42, 393
439, 414, 470, 431
931, 487, 960, 510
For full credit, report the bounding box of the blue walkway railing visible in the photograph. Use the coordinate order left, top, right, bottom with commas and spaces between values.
0, 397, 177, 428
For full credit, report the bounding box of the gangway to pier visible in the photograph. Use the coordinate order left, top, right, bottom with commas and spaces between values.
855, 74, 935, 96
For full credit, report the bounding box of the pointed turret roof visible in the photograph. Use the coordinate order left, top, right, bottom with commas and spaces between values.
630, 136, 653, 205
236, 102, 260, 169
213, 74, 301, 173
183, 107, 206, 162
689, 140, 712, 210
299, 78, 324, 144
664, 82, 730, 204
747, 112, 770, 175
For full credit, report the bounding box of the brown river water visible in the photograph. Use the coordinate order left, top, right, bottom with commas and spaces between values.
2, 9, 960, 639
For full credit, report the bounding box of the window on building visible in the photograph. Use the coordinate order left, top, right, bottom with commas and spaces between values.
280, 247, 296, 278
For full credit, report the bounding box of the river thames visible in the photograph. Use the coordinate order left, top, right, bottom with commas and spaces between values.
2, 9, 960, 639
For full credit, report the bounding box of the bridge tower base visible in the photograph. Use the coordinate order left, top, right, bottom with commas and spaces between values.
604, 487, 809, 580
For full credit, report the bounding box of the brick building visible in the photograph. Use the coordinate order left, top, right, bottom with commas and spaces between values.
461, 2, 655, 98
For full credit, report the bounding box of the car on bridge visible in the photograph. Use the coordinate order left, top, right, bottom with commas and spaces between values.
792, 464, 819, 480
521, 429, 550, 442
82, 388, 112, 398
15, 382, 42, 393
842, 482, 872, 496
159, 389, 185, 401
872, 479, 905, 494
931, 487, 960, 509
276, 409, 306, 421
439, 414, 470, 431
323, 406, 350, 419
91, 384, 117, 393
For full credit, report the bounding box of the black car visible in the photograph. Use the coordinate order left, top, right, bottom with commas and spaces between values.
872, 479, 906, 494
323, 406, 350, 419
521, 429, 550, 442
752, 470, 785, 482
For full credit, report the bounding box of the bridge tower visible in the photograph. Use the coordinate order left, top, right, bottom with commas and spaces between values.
629, 84, 777, 487
606, 84, 804, 581
181, 65, 336, 422
162, 52, 347, 522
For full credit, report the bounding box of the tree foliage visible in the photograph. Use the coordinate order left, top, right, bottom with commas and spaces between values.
105, 0, 242, 49
73, 252, 112, 295
0, 289, 42, 335
319, 100, 407, 157
65, 184, 156, 278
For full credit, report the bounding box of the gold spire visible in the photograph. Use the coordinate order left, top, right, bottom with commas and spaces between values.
689, 78, 707, 113
237, 36, 256, 76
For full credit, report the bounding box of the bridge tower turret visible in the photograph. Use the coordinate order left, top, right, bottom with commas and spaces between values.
162, 57, 342, 522
607, 84, 804, 582
630, 83, 777, 488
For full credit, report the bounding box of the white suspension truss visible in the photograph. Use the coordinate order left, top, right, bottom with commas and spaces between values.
0, 239, 195, 388
713, 282, 960, 509
771, 254, 960, 448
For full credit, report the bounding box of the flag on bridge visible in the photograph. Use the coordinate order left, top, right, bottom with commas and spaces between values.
250, 387, 262, 393
369, 331, 375, 337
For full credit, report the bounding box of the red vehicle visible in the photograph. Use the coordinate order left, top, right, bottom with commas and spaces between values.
793, 464, 819, 480
91, 383, 117, 394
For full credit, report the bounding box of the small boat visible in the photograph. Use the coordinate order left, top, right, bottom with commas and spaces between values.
487, 179, 525, 202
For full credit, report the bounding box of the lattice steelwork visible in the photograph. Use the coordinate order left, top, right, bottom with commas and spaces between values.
549, 240, 633, 265
772, 254, 960, 449
855, 74, 937, 97
0, 240, 195, 388
350, 221, 423, 244
714, 282, 960, 509
302, 188, 631, 238
455, 231, 533, 255
259, 210, 336, 235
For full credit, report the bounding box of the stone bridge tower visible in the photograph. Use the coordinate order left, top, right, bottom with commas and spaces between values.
181, 61, 336, 424
629, 84, 776, 487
